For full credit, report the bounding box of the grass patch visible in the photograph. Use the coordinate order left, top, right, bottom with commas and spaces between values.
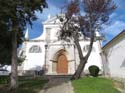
72, 77, 120, 93
0, 76, 9, 84
0, 78, 48, 93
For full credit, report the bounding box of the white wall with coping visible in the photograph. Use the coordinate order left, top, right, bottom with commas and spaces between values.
104, 38, 125, 78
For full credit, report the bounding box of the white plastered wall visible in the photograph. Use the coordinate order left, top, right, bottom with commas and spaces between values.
105, 38, 125, 78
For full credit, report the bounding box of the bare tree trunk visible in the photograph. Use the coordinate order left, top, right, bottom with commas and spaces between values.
71, 32, 94, 80
71, 59, 87, 80
10, 30, 18, 89
71, 35, 86, 80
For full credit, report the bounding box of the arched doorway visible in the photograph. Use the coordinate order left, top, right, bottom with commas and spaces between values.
57, 54, 68, 74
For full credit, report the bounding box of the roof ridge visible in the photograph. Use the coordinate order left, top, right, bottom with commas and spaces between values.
102, 30, 125, 49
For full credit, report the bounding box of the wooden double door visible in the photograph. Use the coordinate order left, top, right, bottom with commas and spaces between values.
57, 54, 68, 74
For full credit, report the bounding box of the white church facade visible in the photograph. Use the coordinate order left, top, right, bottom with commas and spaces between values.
18, 15, 103, 75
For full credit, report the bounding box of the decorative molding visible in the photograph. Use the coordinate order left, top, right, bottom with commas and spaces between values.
50, 60, 74, 62
68, 60, 75, 62
50, 60, 57, 62
25, 40, 45, 42
48, 44, 75, 46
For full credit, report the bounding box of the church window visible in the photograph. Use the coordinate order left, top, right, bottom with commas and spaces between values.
83, 45, 95, 52
83, 45, 89, 52
29, 45, 42, 53
55, 29, 60, 37
20, 51, 23, 56
120, 59, 125, 68
46, 28, 51, 43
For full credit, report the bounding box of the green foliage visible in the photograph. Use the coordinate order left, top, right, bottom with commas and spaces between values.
0, 32, 12, 65
72, 77, 120, 93
0, 0, 47, 66
0, 0, 47, 29
0, 0, 47, 89
0, 76, 9, 84
0, 31, 24, 65
0, 78, 48, 93
89, 65, 100, 77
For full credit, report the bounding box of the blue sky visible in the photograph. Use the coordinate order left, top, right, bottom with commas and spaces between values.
28, 0, 125, 45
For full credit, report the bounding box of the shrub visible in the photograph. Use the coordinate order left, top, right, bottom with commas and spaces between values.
0, 76, 9, 84
89, 65, 100, 77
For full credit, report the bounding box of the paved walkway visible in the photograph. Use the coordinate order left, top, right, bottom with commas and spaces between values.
39, 81, 74, 93
113, 77, 125, 93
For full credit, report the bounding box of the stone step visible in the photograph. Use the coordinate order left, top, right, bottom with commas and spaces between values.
44, 75, 73, 78
43, 75, 72, 89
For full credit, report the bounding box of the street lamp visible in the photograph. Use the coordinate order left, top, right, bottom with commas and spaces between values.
44, 44, 48, 73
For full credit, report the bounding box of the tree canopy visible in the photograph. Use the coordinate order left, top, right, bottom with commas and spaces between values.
0, 0, 47, 89
59, 0, 116, 79
0, 0, 47, 66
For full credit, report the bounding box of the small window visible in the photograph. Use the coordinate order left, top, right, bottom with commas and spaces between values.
20, 51, 23, 56
83, 45, 89, 52
29, 45, 42, 53
46, 28, 51, 43
120, 59, 125, 68
55, 31, 59, 37
83, 45, 95, 52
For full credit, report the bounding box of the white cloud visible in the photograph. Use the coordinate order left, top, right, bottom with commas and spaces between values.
109, 13, 117, 19
103, 21, 125, 36
35, 1, 61, 22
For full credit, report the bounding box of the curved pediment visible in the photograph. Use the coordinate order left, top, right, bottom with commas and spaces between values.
43, 14, 65, 25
